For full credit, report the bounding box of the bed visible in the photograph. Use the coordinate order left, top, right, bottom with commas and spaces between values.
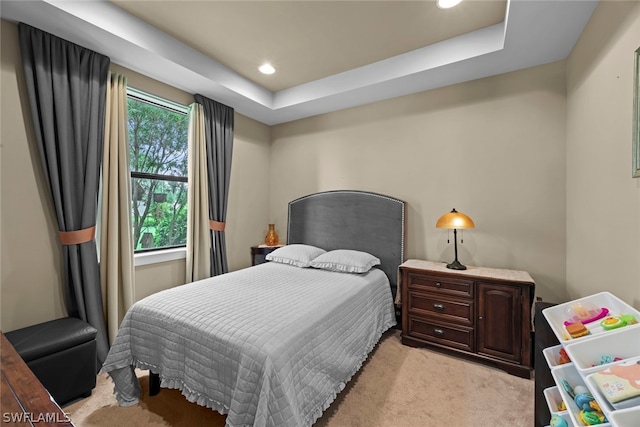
101, 190, 406, 427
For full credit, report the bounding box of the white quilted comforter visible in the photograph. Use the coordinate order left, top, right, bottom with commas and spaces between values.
101, 262, 396, 427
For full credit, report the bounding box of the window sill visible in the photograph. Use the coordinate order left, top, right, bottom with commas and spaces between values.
134, 247, 186, 267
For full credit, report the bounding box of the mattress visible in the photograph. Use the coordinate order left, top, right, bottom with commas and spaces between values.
101, 261, 396, 427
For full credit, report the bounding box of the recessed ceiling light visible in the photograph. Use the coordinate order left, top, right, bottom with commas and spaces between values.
258, 63, 275, 75
437, 0, 463, 9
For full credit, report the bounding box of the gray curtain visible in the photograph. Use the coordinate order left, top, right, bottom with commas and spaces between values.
194, 95, 234, 276
19, 23, 110, 366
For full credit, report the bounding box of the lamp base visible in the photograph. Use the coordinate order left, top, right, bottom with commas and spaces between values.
446, 259, 467, 270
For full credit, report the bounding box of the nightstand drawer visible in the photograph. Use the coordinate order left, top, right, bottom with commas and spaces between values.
407, 316, 474, 352
407, 291, 474, 326
406, 272, 473, 298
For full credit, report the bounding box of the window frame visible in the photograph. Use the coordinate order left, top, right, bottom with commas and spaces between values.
127, 87, 190, 254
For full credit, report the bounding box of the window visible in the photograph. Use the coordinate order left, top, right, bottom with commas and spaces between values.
127, 88, 189, 252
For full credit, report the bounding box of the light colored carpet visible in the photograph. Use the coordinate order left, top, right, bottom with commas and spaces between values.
65, 330, 534, 426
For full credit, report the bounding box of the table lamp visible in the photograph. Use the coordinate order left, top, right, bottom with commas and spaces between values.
436, 208, 475, 270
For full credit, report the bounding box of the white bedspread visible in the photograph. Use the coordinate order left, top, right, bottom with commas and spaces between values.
101, 262, 396, 427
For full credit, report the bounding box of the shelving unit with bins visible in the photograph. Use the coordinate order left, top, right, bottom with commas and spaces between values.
541, 292, 640, 427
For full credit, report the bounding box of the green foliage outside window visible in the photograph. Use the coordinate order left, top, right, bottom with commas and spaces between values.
128, 95, 189, 251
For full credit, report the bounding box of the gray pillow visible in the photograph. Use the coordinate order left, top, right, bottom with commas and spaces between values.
310, 249, 380, 273
265, 244, 326, 268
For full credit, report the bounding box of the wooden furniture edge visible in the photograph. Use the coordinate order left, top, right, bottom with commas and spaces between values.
401, 334, 532, 379
1, 332, 74, 426
399, 264, 535, 286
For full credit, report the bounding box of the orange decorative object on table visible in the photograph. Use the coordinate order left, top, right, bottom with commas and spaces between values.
264, 224, 280, 246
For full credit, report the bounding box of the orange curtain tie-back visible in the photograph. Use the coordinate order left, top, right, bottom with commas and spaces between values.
59, 226, 96, 245
209, 220, 226, 231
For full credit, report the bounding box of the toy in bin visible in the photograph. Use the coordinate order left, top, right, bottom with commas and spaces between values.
560, 379, 608, 425
558, 347, 571, 365
600, 314, 638, 331
590, 360, 640, 405
579, 410, 607, 425
597, 355, 622, 366
565, 321, 590, 338
563, 302, 609, 326
549, 414, 568, 427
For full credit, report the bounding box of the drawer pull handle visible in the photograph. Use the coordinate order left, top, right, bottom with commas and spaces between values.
433, 303, 445, 310
434, 328, 444, 335
435, 282, 441, 288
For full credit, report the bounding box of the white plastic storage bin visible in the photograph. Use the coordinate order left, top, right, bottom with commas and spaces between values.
551, 363, 611, 427
564, 327, 640, 376
585, 356, 640, 413
542, 292, 640, 345
608, 406, 640, 427
544, 385, 568, 415
544, 344, 573, 370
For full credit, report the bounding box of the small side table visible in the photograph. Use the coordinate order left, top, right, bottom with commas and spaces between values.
251, 245, 283, 266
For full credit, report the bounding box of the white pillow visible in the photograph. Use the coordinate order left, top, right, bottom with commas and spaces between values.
265, 244, 326, 268
310, 249, 380, 274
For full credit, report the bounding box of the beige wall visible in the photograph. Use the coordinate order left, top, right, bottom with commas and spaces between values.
0, 20, 271, 332
271, 61, 568, 303
1, 20, 67, 330
566, 0, 640, 309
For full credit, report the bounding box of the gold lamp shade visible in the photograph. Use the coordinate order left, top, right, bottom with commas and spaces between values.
436, 208, 474, 270
436, 209, 475, 230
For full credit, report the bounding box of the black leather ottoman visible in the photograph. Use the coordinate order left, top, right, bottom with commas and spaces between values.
5, 317, 98, 405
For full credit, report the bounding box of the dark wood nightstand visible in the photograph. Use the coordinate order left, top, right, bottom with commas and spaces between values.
250, 245, 283, 266
400, 260, 535, 378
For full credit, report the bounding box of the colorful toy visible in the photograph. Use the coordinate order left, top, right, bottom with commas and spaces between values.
550, 414, 568, 427
579, 410, 606, 425
560, 378, 608, 425
557, 400, 566, 411
565, 321, 589, 338
600, 316, 627, 330
561, 379, 575, 399
574, 392, 596, 411
620, 314, 638, 325
598, 355, 622, 365
589, 400, 603, 413
591, 360, 640, 403
563, 302, 609, 326
558, 348, 571, 364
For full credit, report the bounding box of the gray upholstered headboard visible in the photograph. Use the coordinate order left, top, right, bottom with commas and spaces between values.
287, 190, 406, 300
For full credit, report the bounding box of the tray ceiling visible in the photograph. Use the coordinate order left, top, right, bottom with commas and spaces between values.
1, 0, 598, 125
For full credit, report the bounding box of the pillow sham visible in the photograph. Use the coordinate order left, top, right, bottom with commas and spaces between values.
265, 244, 326, 268
310, 249, 380, 274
